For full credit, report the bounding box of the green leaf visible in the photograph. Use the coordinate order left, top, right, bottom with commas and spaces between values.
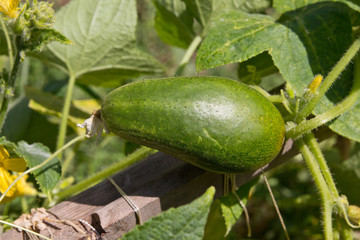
33, 0, 163, 87
182, 0, 213, 27
197, 3, 352, 93
237, 52, 279, 85
196, 10, 313, 94
273, 0, 360, 14
196, 2, 360, 140
153, 0, 194, 48
203, 178, 258, 240
15, 141, 61, 193
23, 28, 73, 52
0, 137, 61, 193
122, 186, 215, 240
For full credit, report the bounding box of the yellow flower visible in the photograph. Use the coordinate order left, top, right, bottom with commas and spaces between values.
0, 0, 20, 18
0, 145, 28, 200
1, 174, 37, 203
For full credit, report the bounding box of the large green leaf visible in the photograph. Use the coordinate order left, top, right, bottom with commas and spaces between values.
196, 10, 313, 94
122, 186, 215, 240
0, 137, 61, 194
33, 0, 163, 87
196, 2, 360, 140
203, 178, 258, 240
153, 0, 194, 48
273, 0, 360, 13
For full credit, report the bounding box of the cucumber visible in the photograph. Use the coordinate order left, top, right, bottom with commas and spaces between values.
101, 76, 285, 173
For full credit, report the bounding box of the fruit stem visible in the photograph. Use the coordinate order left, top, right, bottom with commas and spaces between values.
295, 136, 334, 240
295, 37, 360, 122
55, 146, 157, 201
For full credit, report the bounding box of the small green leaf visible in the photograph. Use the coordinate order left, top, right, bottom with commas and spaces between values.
122, 186, 215, 240
153, 0, 194, 48
34, 0, 164, 87
0, 137, 61, 194
203, 178, 258, 240
23, 28, 73, 52
273, 0, 360, 14
15, 141, 61, 193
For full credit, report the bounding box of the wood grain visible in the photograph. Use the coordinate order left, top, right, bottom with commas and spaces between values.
1, 138, 299, 240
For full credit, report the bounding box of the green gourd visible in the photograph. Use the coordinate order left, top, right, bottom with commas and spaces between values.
101, 76, 285, 173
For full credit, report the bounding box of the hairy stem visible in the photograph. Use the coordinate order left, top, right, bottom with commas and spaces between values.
295, 38, 360, 122
296, 137, 333, 240
56, 74, 76, 158
304, 133, 339, 198
55, 146, 157, 201
288, 56, 360, 139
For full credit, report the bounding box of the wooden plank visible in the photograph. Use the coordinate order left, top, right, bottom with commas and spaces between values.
2, 138, 300, 240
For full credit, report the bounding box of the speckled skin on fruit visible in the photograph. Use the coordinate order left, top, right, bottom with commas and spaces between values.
101, 76, 285, 173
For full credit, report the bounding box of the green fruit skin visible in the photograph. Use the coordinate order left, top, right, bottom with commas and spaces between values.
101, 76, 285, 174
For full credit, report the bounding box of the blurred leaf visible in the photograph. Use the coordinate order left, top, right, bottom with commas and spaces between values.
329, 144, 360, 205
212, 0, 270, 17
203, 178, 258, 240
72, 99, 101, 115
1, 97, 58, 151
122, 186, 215, 240
182, 0, 213, 27
33, 0, 163, 87
15, 141, 61, 193
0, 22, 11, 55
273, 0, 360, 13
25, 86, 89, 121
153, 0, 194, 48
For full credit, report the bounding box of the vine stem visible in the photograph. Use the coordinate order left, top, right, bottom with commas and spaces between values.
295, 137, 333, 240
288, 55, 360, 139
56, 74, 76, 159
55, 146, 157, 201
0, 17, 14, 68
304, 133, 339, 198
295, 37, 360, 122
0, 37, 22, 131
0, 135, 86, 203
175, 35, 202, 76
